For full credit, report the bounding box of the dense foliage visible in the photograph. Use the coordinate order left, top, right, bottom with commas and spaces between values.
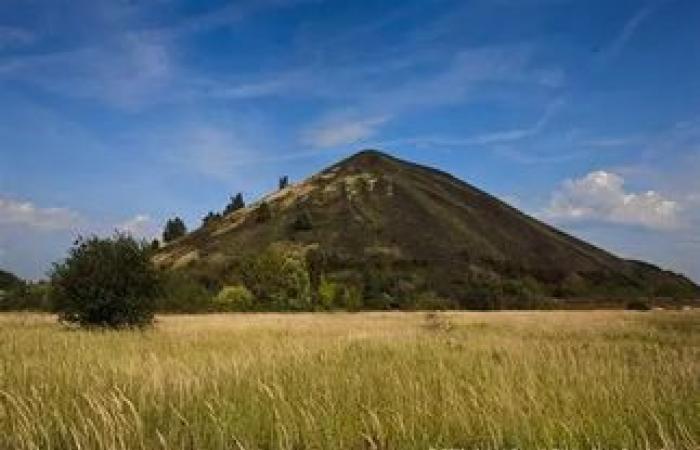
0, 270, 52, 311
162, 217, 187, 243
240, 247, 311, 310
223, 193, 245, 215
50, 233, 160, 327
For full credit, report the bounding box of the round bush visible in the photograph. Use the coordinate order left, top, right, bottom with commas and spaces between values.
50, 233, 160, 328
213, 285, 254, 311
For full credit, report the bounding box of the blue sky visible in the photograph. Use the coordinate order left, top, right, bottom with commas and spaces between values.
0, 0, 699, 281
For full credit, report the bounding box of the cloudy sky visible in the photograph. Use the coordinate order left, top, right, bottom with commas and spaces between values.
0, 0, 699, 281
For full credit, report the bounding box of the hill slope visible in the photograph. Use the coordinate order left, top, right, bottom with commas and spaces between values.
155, 150, 698, 307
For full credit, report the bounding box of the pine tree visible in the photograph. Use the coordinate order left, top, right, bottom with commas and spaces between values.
202, 211, 221, 226
162, 217, 187, 243
224, 193, 245, 215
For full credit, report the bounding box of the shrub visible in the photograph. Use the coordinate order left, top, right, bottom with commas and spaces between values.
337, 284, 362, 311
157, 271, 213, 313
241, 247, 311, 310
317, 277, 338, 310
50, 233, 160, 328
626, 300, 652, 311
213, 285, 254, 311
292, 210, 313, 231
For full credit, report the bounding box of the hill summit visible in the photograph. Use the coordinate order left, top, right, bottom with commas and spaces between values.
155, 150, 698, 308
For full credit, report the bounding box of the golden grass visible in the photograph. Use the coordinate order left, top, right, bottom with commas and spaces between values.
0, 311, 698, 449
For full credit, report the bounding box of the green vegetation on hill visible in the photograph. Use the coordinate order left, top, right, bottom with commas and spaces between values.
5, 150, 698, 314
152, 150, 699, 311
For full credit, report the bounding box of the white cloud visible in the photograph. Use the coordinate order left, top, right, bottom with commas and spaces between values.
0, 32, 172, 109
169, 125, 258, 179
303, 115, 390, 148
0, 196, 81, 231
116, 214, 158, 240
386, 97, 565, 148
546, 170, 681, 230
600, 4, 655, 61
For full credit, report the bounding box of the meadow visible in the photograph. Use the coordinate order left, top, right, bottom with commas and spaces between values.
0, 311, 698, 450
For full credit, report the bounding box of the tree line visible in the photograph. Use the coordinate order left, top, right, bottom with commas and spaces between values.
158, 175, 290, 246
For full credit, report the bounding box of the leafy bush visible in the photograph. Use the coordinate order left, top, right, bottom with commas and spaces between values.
157, 271, 214, 313
337, 284, 362, 311
213, 285, 254, 311
50, 233, 160, 328
241, 247, 311, 310
316, 277, 338, 310
292, 210, 313, 231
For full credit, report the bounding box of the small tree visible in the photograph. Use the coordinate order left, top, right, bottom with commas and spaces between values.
163, 217, 187, 243
50, 233, 160, 328
279, 176, 289, 190
202, 211, 221, 226
241, 247, 311, 310
224, 193, 245, 215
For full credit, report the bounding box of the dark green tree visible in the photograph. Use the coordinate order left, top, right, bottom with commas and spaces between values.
202, 211, 221, 226
240, 247, 311, 310
279, 176, 289, 190
162, 217, 186, 243
49, 233, 160, 328
224, 193, 245, 215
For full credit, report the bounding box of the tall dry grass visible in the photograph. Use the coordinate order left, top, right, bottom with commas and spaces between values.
0, 311, 698, 449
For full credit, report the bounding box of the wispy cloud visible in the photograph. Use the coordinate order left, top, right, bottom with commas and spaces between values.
545, 170, 681, 230
302, 115, 391, 148
0, 32, 172, 109
581, 136, 641, 148
0, 196, 82, 231
380, 97, 565, 149
299, 44, 563, 148
166, 126, 259, 180
116, 214, 158, 240
599, 4, 657, 61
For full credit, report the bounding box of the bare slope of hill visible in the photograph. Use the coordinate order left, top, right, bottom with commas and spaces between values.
155, 150, 698, 306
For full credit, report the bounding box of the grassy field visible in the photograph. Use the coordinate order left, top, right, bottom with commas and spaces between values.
0, 311, 698, 450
